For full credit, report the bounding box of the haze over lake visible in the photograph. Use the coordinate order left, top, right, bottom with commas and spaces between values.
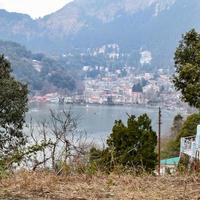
27, 103, 184, 142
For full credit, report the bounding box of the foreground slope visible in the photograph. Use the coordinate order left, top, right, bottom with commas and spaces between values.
0, 171, 200, 200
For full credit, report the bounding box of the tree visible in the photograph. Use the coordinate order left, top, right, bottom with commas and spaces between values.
162, 114, 200, 159
24, 109, 90, 172
171, 114, 184, 138
176, 114, 200, 143
173, 29, 200, 109
0, 55, 28, 161
161, 114, 184, 158
91, 114, 157, 172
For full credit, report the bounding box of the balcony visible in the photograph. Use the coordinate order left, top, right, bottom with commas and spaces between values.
180, 125, 200, 159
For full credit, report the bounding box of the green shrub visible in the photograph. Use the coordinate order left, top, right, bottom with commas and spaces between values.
90, 114, 157, 173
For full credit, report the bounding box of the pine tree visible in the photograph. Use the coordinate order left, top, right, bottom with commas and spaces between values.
0, 55, 28, 160
91, 114, 157, 172
173, 29, 200, 109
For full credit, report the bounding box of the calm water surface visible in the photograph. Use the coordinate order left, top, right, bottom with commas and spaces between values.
27, 103, 184, 142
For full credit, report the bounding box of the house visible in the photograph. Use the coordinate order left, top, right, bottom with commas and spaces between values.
160, 125, 200, 175
180, 125, 200, 160
160, 157, 180, 175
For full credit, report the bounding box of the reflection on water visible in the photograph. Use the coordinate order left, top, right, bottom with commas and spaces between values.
26, 103, 184, 142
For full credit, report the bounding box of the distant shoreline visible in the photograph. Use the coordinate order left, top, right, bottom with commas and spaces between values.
29, 101, 188, 114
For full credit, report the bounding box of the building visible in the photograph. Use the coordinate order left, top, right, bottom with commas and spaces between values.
180, 125, 200, 160
160, 157, 180, 175
160, 125, 200, 175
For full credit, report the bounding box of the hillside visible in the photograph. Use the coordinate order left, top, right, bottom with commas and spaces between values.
0, 40, 77, 93
0, 171, 199, 200
0, 0, 200, 69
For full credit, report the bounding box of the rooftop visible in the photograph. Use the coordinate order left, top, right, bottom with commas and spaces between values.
161, 157, 180, 166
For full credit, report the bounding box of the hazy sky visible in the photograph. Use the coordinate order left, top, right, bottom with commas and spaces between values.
0, 0, 73, 19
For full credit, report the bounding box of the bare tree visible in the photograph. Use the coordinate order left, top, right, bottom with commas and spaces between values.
22, 108, 91, 172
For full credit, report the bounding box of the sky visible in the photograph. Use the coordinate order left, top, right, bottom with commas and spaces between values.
0, 0, 74, 19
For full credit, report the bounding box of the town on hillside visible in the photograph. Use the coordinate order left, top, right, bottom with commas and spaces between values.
30, 67, 191, 112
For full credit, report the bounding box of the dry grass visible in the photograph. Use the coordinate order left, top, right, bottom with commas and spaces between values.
0, 171, 200, 200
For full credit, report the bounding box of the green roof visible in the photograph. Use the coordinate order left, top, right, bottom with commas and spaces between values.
160, 157, 180, 165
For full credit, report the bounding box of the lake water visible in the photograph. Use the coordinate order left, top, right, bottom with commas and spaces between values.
27, 103, 184, 142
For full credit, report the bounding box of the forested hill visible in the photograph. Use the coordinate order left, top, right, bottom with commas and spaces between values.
0, 40, 77, 94
0, 0, 200, 69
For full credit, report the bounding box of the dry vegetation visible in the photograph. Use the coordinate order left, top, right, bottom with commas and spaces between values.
0, 171, 200, 200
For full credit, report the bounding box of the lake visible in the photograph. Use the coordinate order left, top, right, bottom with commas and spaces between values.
27, 103, 185, 142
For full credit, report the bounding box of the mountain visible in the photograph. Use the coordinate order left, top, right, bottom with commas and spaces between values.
0, 40, 77, 94
0, 0, 200, 69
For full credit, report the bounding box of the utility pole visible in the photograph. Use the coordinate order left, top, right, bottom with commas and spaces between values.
158, 107, 161, 175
